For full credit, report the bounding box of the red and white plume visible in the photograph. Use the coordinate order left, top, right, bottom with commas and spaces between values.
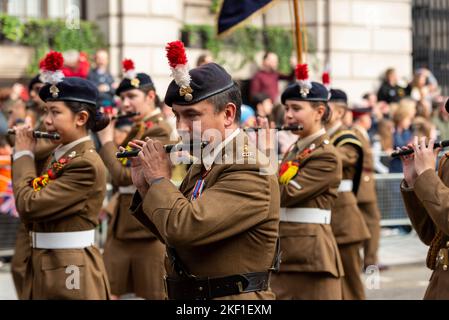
40, 51, 64, 85
322, 64, 331, 90
122, 58, 137, 80
165, 41, 191, 90
295, 63, 312, 97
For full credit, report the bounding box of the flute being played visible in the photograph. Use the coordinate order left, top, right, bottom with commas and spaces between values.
111, 112, 140, 120
7, 129, 60, 140
243, 125, 303, 132
390, 140, 449, 158
116, 141, 209, 158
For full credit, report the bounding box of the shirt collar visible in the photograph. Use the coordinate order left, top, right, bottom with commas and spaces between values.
54, 136, 91, 161
296, 128, 326, 153
327, 121, 342, 138
202, 128, 241, 171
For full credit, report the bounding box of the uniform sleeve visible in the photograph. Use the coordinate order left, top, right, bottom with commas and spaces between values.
34, 138, 55, 162
400, 180, 435, 245
12, 156, 97, 224
129, 191, 165, 242
99, 141, 133, 186
412, 169, 449, 237
336, 143, 359, 167
280, 152, 341, 207
133, 166, 272, 248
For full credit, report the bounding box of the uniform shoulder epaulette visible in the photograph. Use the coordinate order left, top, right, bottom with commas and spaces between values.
331, 130, 362, 148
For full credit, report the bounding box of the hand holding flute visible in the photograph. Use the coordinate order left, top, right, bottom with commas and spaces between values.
396, 136, 442, 188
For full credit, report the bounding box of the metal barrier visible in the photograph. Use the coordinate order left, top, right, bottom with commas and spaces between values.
375, 173, 411, 226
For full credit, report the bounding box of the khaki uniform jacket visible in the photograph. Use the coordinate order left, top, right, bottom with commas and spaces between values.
329, 127, 371, 244
130, 131, 280, 300
12, 140, 110, 299
353, 126, 377, 204
401, 157, 449, 299
99, 113, 173, 240
279, 134, 344, 277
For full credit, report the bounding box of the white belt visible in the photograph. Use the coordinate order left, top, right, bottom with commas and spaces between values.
337, 179, 353, 192
118, 185, 137, 194
280, 208, 331, 224
30, 230, 95, 249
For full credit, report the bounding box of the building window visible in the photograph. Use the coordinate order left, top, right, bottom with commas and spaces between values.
0, 0, 84, 20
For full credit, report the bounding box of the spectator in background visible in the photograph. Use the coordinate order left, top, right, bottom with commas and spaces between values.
250, 52, 294, 104
88, 49, 117, 114
406, 68, 440, 104
377, 68, 406, 103
372, 119, 394, 174
26, 74, 45, 129
196, 53, 213, 67
251, 92, 274, 120
389, 99, 416, 173
431, 96, 449, 140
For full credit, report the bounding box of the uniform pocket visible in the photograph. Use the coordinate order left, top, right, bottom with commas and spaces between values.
38, 252, 86, 300
279, 234, 317, 267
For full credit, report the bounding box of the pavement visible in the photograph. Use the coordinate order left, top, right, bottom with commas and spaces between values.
0, 228, 432, 300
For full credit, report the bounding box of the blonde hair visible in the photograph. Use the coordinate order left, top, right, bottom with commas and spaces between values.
393, 99, 416, 126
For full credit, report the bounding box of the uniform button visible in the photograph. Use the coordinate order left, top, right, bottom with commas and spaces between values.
444, 265, 448, 271
446, 241, 449, 247
198, 286, 203, 291
364, 176, 370, 182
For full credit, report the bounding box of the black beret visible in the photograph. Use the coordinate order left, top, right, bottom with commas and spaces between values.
39, 77, 98, 106
116, 73, 154, 96
329, 89, 348, 104
164, 63, 234, 107
28, 74, 43, 93
445, 98, 449, 113
281, 81, 330, 105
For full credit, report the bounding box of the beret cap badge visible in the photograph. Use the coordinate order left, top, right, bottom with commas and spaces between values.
166, 41, 193, 102
39, 51, 65, 98
130, 77, 140, 88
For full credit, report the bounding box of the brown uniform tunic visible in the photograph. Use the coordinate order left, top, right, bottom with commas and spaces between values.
12, 139, 110, 299
11, 120, 56, 300
271, 132, 344, 300
353, 125, 381, 268
329, 125, 371, 300
99, 112, 172, 299
401, 154, 449, 299
130, 130, 280, 300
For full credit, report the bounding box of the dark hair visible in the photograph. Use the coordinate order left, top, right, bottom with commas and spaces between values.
205, 82, 242, 123
65, 101, 110, 132
263, 51, 276, 60
311, 101, 331, 124
138, 84, 162, 108
251, 92, 271, 108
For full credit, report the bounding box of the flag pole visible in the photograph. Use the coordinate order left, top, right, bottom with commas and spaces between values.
292, 0, 303, 64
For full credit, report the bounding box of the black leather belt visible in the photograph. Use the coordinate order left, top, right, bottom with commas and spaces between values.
165, 272, 270, 300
